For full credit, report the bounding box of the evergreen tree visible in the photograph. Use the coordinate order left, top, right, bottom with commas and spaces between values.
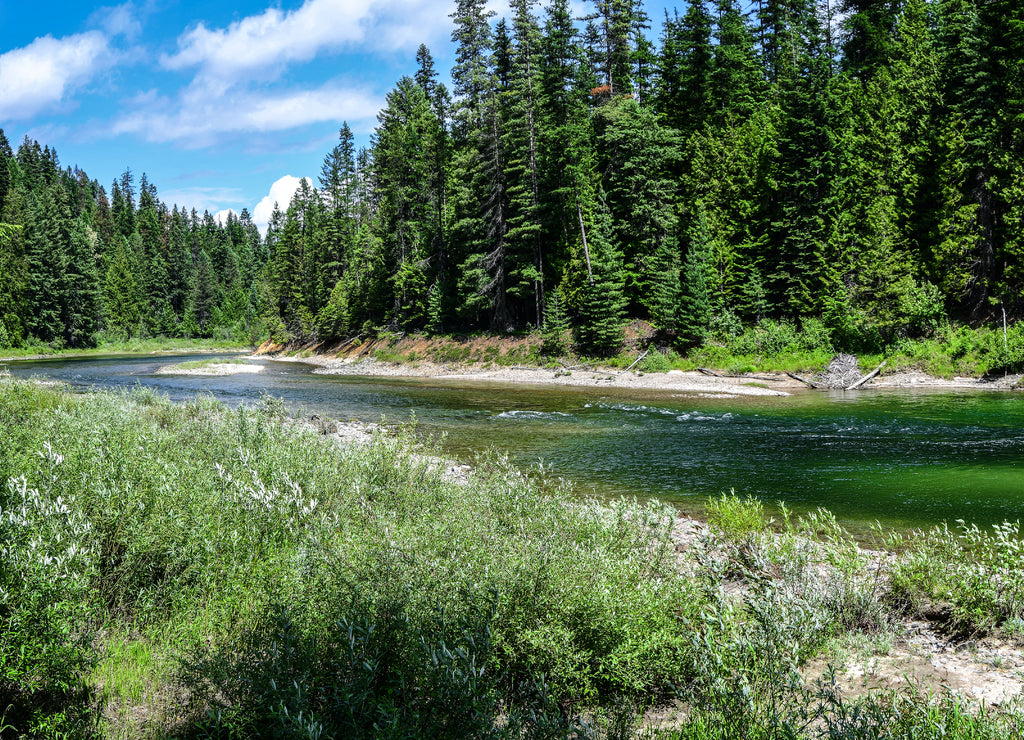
655, 2, 714, 134
373, 77, 440, 329
840, 0, 900, 80
597, 97, 681, 317
677, 207, 716, 345
104, 236, 144, 335
0, 129, 12, 216
504, 0, 547, 328
190, 249, 218, 335
571, 200, 627, 356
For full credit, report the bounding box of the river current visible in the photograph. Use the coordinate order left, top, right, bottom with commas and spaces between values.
5, 353, 1023, 532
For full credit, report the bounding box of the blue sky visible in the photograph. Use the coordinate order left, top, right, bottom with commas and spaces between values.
1, 0, 679, 229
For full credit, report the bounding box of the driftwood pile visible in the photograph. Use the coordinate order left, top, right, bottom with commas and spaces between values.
785, 354, 887, 390
815, 353, 863, 389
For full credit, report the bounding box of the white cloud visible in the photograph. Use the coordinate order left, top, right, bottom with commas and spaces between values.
158, 185, 245, 214
88, 2, 143, 39
253, 175, 314, 231
214, 208, 238, 225
163, 0, 371, 80
0, 32, 111, 120
161, 0, 452, 88
112, 83, 383, 147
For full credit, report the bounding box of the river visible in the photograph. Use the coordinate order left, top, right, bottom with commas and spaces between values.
5, 353, 1023, 532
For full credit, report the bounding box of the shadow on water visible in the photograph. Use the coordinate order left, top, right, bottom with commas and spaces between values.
5, 353, 1024, 533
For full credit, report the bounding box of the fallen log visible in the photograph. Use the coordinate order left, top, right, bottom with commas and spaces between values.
845, 360, 887, 391
624, 350, 650, 373
785, 371, 822, 389
558, 360, 597, 371
698, 367, 785, 382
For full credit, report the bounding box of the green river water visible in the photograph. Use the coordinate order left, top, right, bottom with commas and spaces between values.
5, 354, 1023, 533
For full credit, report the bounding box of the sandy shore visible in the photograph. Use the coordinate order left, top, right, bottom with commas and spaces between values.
271, 355, 792, 396
256, 354, 1024, 397
154, 361, 265, 377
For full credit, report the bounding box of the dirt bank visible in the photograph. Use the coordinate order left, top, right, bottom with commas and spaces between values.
255, 346, 1024, 398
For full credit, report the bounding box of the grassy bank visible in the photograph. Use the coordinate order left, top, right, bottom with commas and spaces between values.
0, 336, 251, 362
0, 377, 1021, 738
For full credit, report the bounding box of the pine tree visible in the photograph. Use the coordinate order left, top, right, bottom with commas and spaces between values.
677, 207, 715, 345
504, 0, 547, 328
104, 236, 144, 336
711, 0, 765, 125
541, 289, 571, 355
0, 221, 24, 347
373, 77, 440, 329
113, 168, 136, 238
597, 97, 681, 318
763, 0, 835, 315
461, 19, 513, 332
571, 200, 626, 356
190, 249, 218, 335
840, 0, 900, 81
655, 2, 714, 134
0, 129, 12, 216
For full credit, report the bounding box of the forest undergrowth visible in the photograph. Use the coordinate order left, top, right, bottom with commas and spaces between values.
0, 376, 1022, 739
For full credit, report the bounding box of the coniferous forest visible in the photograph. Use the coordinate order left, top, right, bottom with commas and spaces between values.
1, 0, 1022, 358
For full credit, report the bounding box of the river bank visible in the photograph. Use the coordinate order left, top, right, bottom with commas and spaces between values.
0, 376, 1021, 738
255, 349, 1024, 397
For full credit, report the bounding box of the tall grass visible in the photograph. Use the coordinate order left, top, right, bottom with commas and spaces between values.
0, 380, 1021, 738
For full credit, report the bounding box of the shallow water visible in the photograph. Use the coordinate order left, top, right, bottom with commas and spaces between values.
5, 353, 1024, 532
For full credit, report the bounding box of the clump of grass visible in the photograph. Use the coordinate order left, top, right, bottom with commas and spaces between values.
705, 490, 768, 542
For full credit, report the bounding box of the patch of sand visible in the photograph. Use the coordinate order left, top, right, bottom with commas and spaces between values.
268, 356, 794, 397
154, 362, 265, 376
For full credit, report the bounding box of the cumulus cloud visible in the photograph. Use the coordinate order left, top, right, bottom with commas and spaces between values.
161, 0, 452, 88
253, 175, 314, 231
0, 32, 112, 120
163, 0, 372, 81
213, 208, 238, 225
112, 83, 383, 147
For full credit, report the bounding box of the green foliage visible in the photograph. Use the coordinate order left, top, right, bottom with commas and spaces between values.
0, 378, 695, 736
2, 378, 1024, 737
887, 520, 1024, 635
1, 453, 98, 737
639, 349, 673, 373
705, 490, 768, 542
540, 290, 571, 356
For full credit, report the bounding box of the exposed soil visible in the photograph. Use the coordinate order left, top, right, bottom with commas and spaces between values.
254, 333, 1023, 396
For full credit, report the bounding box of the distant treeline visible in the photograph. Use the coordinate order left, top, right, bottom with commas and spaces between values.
2, 0, 1022, 355
0, 137, 266, 348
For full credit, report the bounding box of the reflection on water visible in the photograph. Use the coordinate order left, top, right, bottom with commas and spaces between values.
5, 353, 1024, 531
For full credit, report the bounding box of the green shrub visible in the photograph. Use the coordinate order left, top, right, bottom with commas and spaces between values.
0, 378, 704, 736
705, 491, 768, 542
886, 520, 1024, 635
1, 455, 98, 737
640, 349, 673, 373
